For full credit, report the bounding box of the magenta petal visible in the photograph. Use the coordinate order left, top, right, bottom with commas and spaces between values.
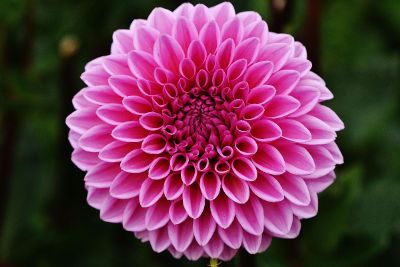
309, 104, 345, 131
240, 104, 265, 121
139, 178, 164, 207
145, 198, 170, 230
188, 40, 207, 67
298, 115, 337, 145
246, 85, 276, 105
199, 20, 220, 54
221, 17, 243, 44
227, 58, 247, 82
263, 201, 293, 235
141, 134, 167, 154
128, 50, 157, 80
291, 191, 318, 219
133, 25, 159, 54
268, 70, 300, 95
216, 38, 235, 70
235, 195, 264, 235
169, 200, 188, 224
184, 241, 204, 261
242, 232, 262, 254
222, 173, 250, 204
233, 37, 260, 64
217, 219, 243, 249
168, 219, 194, 252
164, 173, 184, 200
234, 136, 258, 156
249, 172, 284, 202
210, 193, 235, 228
181, 163, 198, 185
173, 17, 198, 51
306, 171, 336, 193
110, 171, 146, 199
72, 148, 99, 170
139, 112, 164, 131
264, 95, 301, 118
290, 86, 321, 117
252, 144, 285, 175
199, 171, 221, 200
83, 85, 121, 105
148, 226, 170, 253
96, 104, 135, 125
66, 108, 102, 135
170, 153, 189, 171
193, 208, 216, 245
183, 184, 205, 219
108, 75, 140, 97
278, 144, 315, 175
99, 141, 137, 163
232, 157, 257, 181
102, 54, 131, 75
86, 187, 108, 209
203, 233, 224, 259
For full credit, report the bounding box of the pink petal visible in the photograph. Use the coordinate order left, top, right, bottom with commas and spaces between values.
218, 219, 243, 249
147, 7, 175, 34
240, 104, 265, 121
214, 160, 231, 175
216, 38, 235, 70
298, 115, 337, 145
232, 157, 257, 181
210, 2, 235, 28
278, 173, 311, 206
233, 37, 260, 64
276, 119, 311, 143
148, 157, 170, 180
112, 121, 148, 142
139, 178, 164, 207
170, 153, 189, 171
123, 198, 147, 231
72, 148, 99, 170
96, 104, 136, 125
83, 85, 121, 105
141, 134, 167, 154
250, 119, 282, 142
222, 173, 250, 204
244, 61, 274, 88
263, 201, 293, 235
221, 17, 243, 44
179, 58, 196, 80
122, 95, 152, 115
100, 196, 127, 223
257, 43, 291, 71
264, 95, 301, 118
81, 65, 109, 87
199, 20, 220, 54
164, 173, 184, 200
268, 70, 300, 95
291, 191, 318, 219
309, 104, 345, 131
145, 198, 170, 230
191, 4, 211, 31
246, 85, 276, 105
235, 195, 264, 235
128, 50, 157, 80
199, 171, 221, 200
168, 219, 194, 252
234, 136, 258, 156
324, 142, 344, 164
79, 124, 113, 152
278, 144, 315, 175
244, 20, 269, 45
66, 108, 102, 134
184, 241, 204, 261
282, 58, 312, 76
203, 233, 224, 259
84, 162, 120, 188
188, 40, 207, 67
86, 187, 108, 209
154, 34, 184, 73
227, 58, 247, 83
169, 200, 188, 224
139, 112, 164, 131
148, 226, 170, 253
173, 17, 198, 51
173, 2, 194, 16
289, 86, 321, 117
193, 208, 216, 245
183, 184, 205, 219
102, 54, 131, 75
304, 146, 336, 178
242, 232, 262, 254
306, 171, 336, 193
108, 75, 141, 97
210, 193, 235, 228
110, 171, 146, 199
252, 144, 285, 175
112, 30, 133, 54
133, 26, 158, 54
121, 149, 154, 173
249, 172, 284, 202
181, 163, 198, 185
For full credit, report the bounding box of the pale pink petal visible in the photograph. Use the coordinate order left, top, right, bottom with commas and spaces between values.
108, 75, 141, 97
154, 34, 184, 73
263, 201, 293, 235
309, 104, 345, 131
221, 17, 243, 44
203, 233, 224, 259
191, 4, 211, 31
96, 103, 136, 125
86, 187, 108, 209
257, 43, 291, 71
133, 26, 159, 54
193, 208, 216, 245
72, 148, 100, 170
148, 226, 171, 253
291, 191, 318, 219
147, 7, 175, 34
128, 50, 157, 80
218, 219, 243, 249
268, 70, 300, 95
84, 86, 122, 105
244, 61, 274, 88
278, 144, 315, 175
121, 149, 154, 173
306, 171, 336, 193
246, 85, 276, 105
168, 219, 194, 252
112, 121, 148, 142
169, 200, 188, 224
145, 198, 170, 230
276, 119, 311, 142
84, 162, 120, 188
79, 124, 113, 152
210, 2, 235, 27
66, 108, 102, 134
199, 20, 220, 54
123, 198, 147, 231
289, 86, 321, 117
233, 37, 260, 64
122, 95, 152, 115
278, 173, 311, 206
264, 95, 300, 118
112, 30, 133, 54
173, 17, 198, 51
242, 232, 262, 254
100, 196, 127, 223
298, 115, 337, 145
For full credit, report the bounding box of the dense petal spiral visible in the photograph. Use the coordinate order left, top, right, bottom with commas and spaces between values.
66, 2, 344, 261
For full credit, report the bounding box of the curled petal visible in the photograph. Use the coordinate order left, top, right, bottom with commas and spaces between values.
232, 157, 257, 181
164, 173, 184, 200
141, 134, 167, 154
199, 171, 221, 200
148, 157, 171, 179
240, 104, 264, 121
222, 173, 250, 204
181, 163, 198, 185
234, 136, 258, 156
139, 112, 164, 131
139, 178, 164, 207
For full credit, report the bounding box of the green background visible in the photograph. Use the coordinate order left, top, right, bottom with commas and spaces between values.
1, 0, 399, 266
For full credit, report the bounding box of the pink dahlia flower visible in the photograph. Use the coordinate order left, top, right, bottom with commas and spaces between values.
66, 2, 344, 261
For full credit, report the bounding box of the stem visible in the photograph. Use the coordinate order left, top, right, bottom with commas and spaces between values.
209, 258, 220, 267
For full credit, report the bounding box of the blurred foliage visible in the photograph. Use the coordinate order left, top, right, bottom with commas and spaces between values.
0, 0, 399, 266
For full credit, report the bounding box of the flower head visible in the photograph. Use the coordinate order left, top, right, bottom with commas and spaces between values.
66, 2, 344, 261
